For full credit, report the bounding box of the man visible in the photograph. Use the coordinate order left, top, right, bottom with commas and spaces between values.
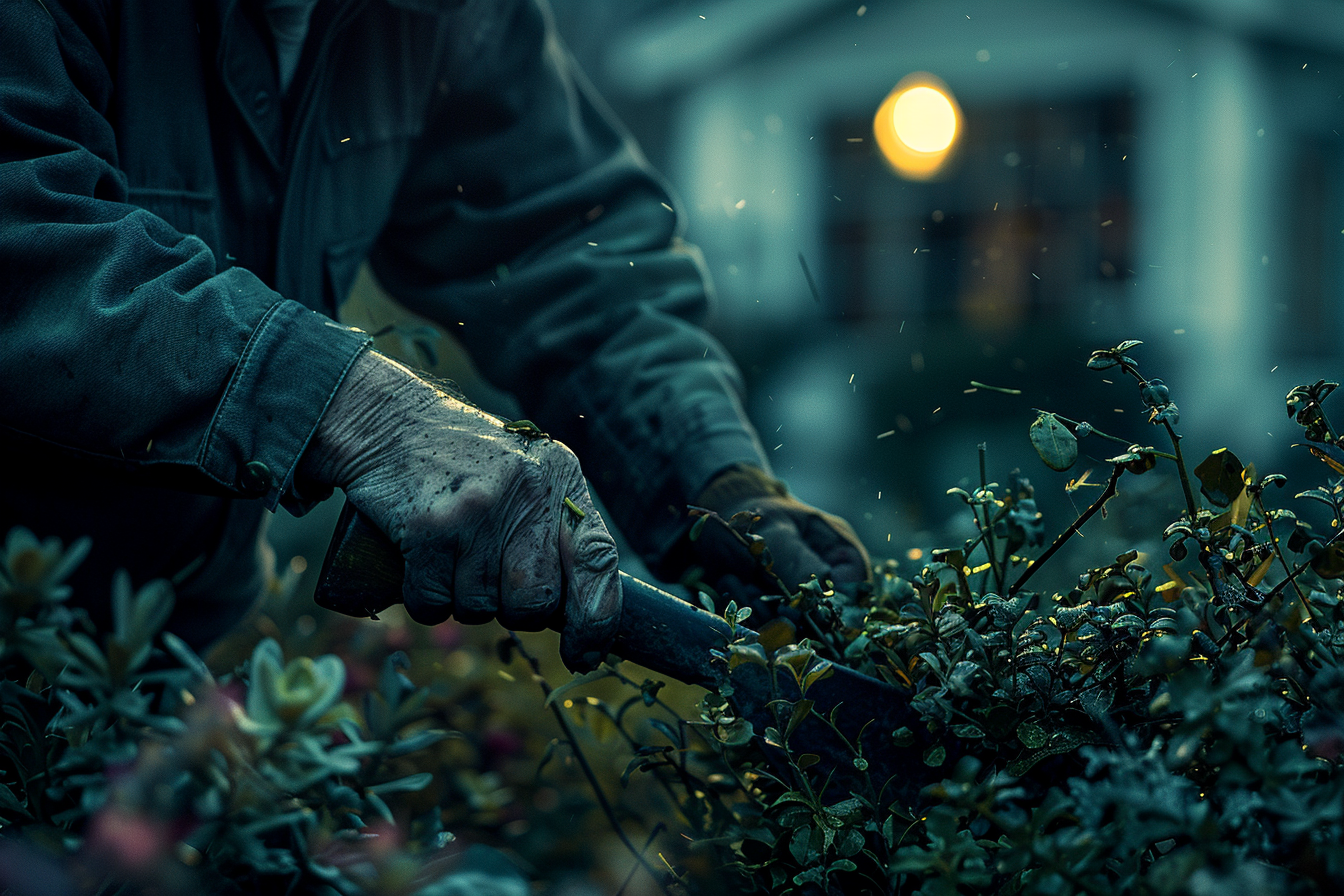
0, 0, 869, 670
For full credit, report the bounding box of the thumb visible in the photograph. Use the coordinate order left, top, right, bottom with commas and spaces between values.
557, 485, 622, 672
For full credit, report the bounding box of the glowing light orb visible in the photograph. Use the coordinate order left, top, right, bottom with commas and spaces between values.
873, 74, 963, 181
892, 86, 958, 152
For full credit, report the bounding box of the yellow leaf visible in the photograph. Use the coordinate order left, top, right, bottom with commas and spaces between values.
1246, 553, 1275, 588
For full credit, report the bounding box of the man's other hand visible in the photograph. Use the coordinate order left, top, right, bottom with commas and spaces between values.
686, 465, 871, 605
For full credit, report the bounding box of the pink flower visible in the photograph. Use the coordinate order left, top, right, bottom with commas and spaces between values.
85, 805, 172, 874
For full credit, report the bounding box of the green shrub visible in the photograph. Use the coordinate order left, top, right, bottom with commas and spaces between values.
661, 343, 1344, 894
5, 342, 1344, 896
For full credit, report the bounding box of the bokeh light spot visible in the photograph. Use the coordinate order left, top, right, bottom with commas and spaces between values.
892, 86, 957, 152
874, 73, 963, 181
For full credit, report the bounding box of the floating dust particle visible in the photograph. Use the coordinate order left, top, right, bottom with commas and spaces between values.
857, 5, 866, 14
735, 199, 746, 209
964, 388, 977, 394
1174, 328, 1186, 335
878, 430, 896, 439
1271, 365, 1279, 373
1101, 220, 1114, 227
878, 491, 882, 499
907, 547, 924, 561
499, 670, 516, 682
340, 136, 351, 143
799, 253, 823, 303
587, 241, 598, 246
774, 444, 784, 451
849, 373, 855, 384
911, 352, 925, 372
1114, 408, 1124, 413
932, 407, 943, 415
969, 381, 1023, 395
661, 202, 673, 211
847, 137, 864, 142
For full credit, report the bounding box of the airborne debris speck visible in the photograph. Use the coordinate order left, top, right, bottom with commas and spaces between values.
878, 430, 896, 439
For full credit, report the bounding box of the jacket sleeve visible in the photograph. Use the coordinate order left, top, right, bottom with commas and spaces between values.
0, 0, 370, 511
368, 0, 771, 563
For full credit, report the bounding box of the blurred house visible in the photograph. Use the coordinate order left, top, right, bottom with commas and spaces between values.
548, 0, 1344, 546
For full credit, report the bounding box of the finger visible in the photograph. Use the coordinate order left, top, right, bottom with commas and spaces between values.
754, 515, 831, 591
801, 513, 872, 584
452, 537, 501, 626
556, 481, 621, 672
497, 491, 565, 631
401, 534, 460, 625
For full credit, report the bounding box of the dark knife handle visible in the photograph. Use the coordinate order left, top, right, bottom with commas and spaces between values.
315, 501, 735, 688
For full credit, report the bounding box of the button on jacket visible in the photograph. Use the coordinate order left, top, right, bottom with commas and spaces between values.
0, 0, 770, 641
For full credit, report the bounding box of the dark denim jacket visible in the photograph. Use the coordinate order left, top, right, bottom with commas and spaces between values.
0, 0, 768, 641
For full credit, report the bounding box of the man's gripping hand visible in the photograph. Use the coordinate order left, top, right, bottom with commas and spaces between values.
300, 351, 621, 672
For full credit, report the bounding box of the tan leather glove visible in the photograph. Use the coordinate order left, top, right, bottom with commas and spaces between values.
678, 465, 871, 606
300, 351, 621, 672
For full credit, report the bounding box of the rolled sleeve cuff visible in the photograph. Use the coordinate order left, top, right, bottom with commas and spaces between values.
199, 300, 372, 512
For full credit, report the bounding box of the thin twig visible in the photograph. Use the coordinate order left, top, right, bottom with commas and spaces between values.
508, 634, 670, 895
978, 443, 1006, 593
616, 823, 667, 896
1009, 465, 1123, 596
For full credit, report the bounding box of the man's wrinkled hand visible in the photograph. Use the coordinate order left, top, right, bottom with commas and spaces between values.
300, 351, 621, 672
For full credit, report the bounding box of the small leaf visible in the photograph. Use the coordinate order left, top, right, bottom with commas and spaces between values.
1194, 448, 1245, 508
922, 745, 946, 767
368, 772, 433, 795
543, 667, 613, 707
1030, 413, 1078, 472
784, 699, 815, 743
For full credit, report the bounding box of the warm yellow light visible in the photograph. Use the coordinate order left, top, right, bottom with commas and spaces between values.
873, 73, 963, 181
892, 86, 957, 152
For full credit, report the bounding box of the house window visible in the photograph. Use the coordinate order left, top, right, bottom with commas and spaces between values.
823, 94, 1136, 327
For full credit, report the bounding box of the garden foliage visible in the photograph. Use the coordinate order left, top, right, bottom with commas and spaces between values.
4, 343, 1344, 895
